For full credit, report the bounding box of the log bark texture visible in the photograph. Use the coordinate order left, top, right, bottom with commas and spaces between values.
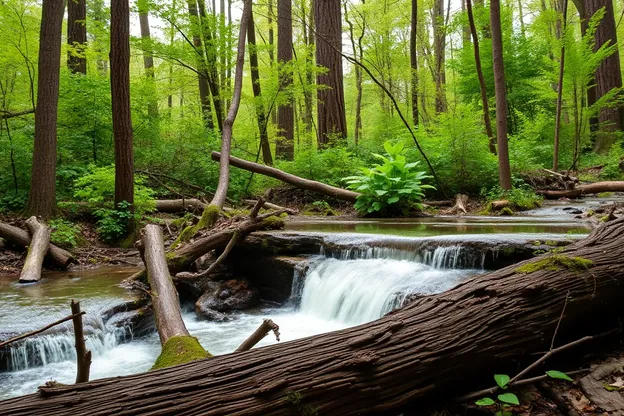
0, 220, 74, 268
71, 301, 91, 383
18, 217, 51, 283
212, 151, 360, 202
142, 224, 189, 344
537, 181, 624, 199
4, 218, 624, 415
154, 199, 207, 213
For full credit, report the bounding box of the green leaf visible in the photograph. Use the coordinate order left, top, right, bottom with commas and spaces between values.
475, 397, 496, 406
375, 190, 388, 196
387, 196, 400, 204
546, 370, 573, 381
497, 393, 519, 405
494, 374, 510, 389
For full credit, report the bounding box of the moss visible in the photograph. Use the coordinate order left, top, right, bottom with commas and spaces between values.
545, 240, 560, 247
515, 255, 594, 274
597, 192, 614, 198
170, 205, 221, 249
262, 215, 286, 229
499, 246, 516, 256
151, 335, 211, 371
170, 217, 189, 229
499, 207, 514, 216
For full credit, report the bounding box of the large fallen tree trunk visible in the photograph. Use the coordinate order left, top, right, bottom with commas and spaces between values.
18, 217, 51, 283
4, 218, 624, 415
212, 151, 360, 202
0, 220, 74, 268
155, 199, 207, 213
537, 181, 624, 199
140, 224, 210, 370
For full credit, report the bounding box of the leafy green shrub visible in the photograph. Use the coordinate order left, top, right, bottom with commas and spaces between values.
280, 146, 362, 187
73, 165, 156, 214
0, 190, 28, 213
344, 141, 434, 215
49, 219, 83, 249
94, 201, 140, 242
482, 184, 543, 212
599, 143, 624, 180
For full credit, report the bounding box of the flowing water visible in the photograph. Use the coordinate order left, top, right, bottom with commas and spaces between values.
0, 214, 592, 400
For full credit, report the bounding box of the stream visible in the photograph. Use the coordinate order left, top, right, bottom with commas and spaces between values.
0, 202, 604, 400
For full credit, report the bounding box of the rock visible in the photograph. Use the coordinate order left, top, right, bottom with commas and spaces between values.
194, 279, 260, 320
194, 303, 228, 322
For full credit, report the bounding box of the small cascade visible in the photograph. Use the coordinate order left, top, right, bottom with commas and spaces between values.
297, 257, 479, 324
3, 315, 131, 371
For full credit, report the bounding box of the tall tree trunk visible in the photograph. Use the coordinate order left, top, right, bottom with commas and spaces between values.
219, 0, 226, 97
315, 0, 347, 147
91, 0, 109, 75
198, 0, 224, 131
585, 0, 624, 153
345, 0, 363, 143
432, 0, 447, 113
25, 0, 64, 219
410, 0, 419, 127
247, 8, 273, 165
553, 0, 568, 171
187, 0, 215, 130
138, 0, 159, 119
210, 0, 251, 209
467, 0, 496, 154
110, 0, 135, 215
302, 0, 315, 133
268, 0, 275, 65
490, 0, 512, 190
67, 0, 87, 74
276, 0, 294, 159
517, 0, 526, 37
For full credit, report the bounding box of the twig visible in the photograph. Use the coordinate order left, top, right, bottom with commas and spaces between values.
0, 311, 86, 348
551, 291, 570, 351
249, 197, 265, 219
235, 319, 280, 352
190, 233, 240, 279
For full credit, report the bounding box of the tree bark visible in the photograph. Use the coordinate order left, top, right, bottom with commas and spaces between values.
235, 319, 280, 352
432, 0, 447, 113
25, 0, 64, 219
410, 0, 419, 127
315, 0, 347, 146
5, 218, 624, 415
18, 217, 51, 283
211, 151, 360, 202
490, 0, 512, 190
467, 0, 496, 155
553, 0, 568, 171
537, 181, 624, 199
67, 0, 87, 74
71, 300, 91, 383
276, 0, 294, 159
155, 199, 207, 213
197, 0, 224, 131
247, 9, 273, 166
110, 0, 135, 216
138, 0, 159, 119
0, 220, 74, 268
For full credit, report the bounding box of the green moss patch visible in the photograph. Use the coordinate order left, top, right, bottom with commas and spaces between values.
515, 255, 594, 274
170, 205, 221, 249
151, 335, 212, 371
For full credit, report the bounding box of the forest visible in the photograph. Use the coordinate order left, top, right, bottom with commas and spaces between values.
2, 0, 624, 414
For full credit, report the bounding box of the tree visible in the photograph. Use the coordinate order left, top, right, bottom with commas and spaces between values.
432, 0, 447, 113
137, 0, 159, 119
25, 0, 65, 219
67, 0, 87, 74
276, 0, 294, 159
466, 0, 495, 154
110, 0, 134, 214
410, 0, 419, 127
197, 0, 224, 131
490, 0, 512, 190
315, 0, 347, 146
344, 0, 364, 143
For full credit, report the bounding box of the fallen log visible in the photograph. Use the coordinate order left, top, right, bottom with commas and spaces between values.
243, 199, 298, 215
537, 181, 624, 199
0, 108, 35, 119
71, 301, 91, 383
5, 218, 624, 415
212, 151, 360, 202
18, 217, 51, 283
140, 224, 210, 370
154, 199, 206, 213
0, 220, 74, 268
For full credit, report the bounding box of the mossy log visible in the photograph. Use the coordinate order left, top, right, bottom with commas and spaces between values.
537, 181, 624, 199
140, 224, 210, 369
18, 217, 51, 283
5, 219, 624, 415
0, 220, 74, 268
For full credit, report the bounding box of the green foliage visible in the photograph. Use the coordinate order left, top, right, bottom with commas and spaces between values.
599, 143, 624, 180
476, 374, 519, 414
483, 184, 543, 212
0, 190, 27, 213
546, 370, 573, 382
73, 165, 156, 214
278, 146, 362, 187
494, 374, 510, 389
93, 201, 139, 243
49, 219, 82, 249
344, 141, 434, 215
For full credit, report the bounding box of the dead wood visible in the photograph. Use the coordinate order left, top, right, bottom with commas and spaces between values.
212, 151, 360, 202
19, 217, 51, 283
235, 319, 280, 352
423, 200, 453, 207
155, 199, 206, 213
538, 181, 624, 199
0, 220, 74, 268
579, 358, 624, 413
71, 301, 91, 383
243, 199, 298, 215
5, 218, 624, 415
489, 200, 510, 211
0, 108, 35, 119
443, 194, 469, 214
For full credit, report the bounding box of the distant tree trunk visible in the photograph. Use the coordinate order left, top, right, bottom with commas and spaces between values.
302, 0, 315, 133
585, 0, 624, 153
517, 0, 526, 37
187, 0, 215, 130
553, 0, 568, 171
25, 0, 64, 219
275, 0, 294, 159
345, 0, 363, 143
490, 0, 512, 190
138, 0, 159, 119
315, 0, 347, 147
467, 0, 496, 154
110, 0, 135, 215
67, 0, 87, 74
91, 0, 109, 75
432, 0, 447, 113
198, 0, 224, 131
410, 0, 419, 127
247, 9, 273, 165
268, 0, 275, 65
219, 0, 226, 98
460, 0, 471, 46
